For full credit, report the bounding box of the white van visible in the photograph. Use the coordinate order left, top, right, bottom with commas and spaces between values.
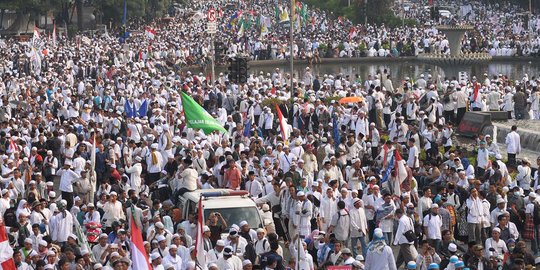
178, 189, 264, 232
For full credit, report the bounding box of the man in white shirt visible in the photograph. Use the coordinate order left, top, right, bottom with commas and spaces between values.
484, 227, 508, 259
476, 141, 489, 179
279, 146, 297, 174
217, 246, 243, 270
245, 171, 263, 198
57, 160, 81, 210
125, 156, 143, 194
394, 207, 418, 269
490, 198, 508, 227
162, 245, 183, 270
466, 188, 486, 244
328, 201, 351, 247
423, 204, 443, 248
319, 188, 337, 232
146, 143, 163, 185
407, 138, 419, 169
208, 240, 225, 264
505, 125, 521, 166
349, 198, 368, 257
363, 185, 381, 239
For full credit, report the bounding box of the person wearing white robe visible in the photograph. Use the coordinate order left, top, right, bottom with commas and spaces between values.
295, 191, 313, 237
350, 198, 369, 257
124, 157, 143, 194
319, 189, 337, 232
289, 237, 314, 270
364, 228, 397, 270
162, 245, 183, 270
49, 200, 74, 245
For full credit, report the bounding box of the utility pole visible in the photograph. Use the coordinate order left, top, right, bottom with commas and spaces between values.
290, 0, 295, 100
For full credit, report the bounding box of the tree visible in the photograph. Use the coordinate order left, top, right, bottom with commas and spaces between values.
93, 0, 173, 27
0, 0, 69, 33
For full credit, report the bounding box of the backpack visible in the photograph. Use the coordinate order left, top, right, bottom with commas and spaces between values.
243, 242, 257, 265
254, 239, 268, 265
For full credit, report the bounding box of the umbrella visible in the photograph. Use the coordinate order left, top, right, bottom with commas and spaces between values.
338, 96, 364, 104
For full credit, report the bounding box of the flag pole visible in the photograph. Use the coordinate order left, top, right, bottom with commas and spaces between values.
290, 0, 295, 101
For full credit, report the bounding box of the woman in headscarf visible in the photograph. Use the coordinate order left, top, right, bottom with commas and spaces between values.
16, 199, 31, 218
364, 228, 397, 270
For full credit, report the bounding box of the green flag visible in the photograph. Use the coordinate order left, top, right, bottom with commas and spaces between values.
181, 92, 227, 134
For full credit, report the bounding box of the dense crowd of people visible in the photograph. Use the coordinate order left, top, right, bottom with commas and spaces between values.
1, 0, 540, 270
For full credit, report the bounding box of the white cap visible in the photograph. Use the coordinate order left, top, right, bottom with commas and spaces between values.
242, 260, 252, 266
448, 243, 457, 252
296, 191, 305, 197
156, 235, 166, 242
203, 225, 210, 232
150, 253, 161, 260
239, 220, 248, 227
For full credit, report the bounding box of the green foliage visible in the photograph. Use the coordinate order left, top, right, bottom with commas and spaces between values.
97, 0, 146, 24
303, 0, 417, 26
0, 0, 67, 15
93, 0, 172, 25
324, 96, 341, 104
372, 14, 416, 27
317, 43, 329, 57
358, 42, 367, 51
261, 98, 282, 111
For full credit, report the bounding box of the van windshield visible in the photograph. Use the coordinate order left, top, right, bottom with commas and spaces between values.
204, 206, 262, 230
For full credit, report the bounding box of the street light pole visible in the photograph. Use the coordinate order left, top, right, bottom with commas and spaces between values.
211, 39, 216, 87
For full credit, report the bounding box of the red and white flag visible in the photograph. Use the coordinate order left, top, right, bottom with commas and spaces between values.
473, 81, 480, 102
52, 21, 57, 48
275, 105, 288, 145
0, 220, 15, 270
394, 150, 408, 184
8, 139, 17, 154
348, 27, 357, 40
194, 196, 207, 268
145, 27, 156, 39
392, 150, 408, 197
130, 209, 151, 270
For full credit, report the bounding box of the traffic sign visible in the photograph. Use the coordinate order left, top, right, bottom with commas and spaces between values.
207, 8, 217, 22
207, 22, 217, 34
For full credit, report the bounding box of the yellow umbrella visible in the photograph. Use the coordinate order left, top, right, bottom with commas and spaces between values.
338, 96, 364, 104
